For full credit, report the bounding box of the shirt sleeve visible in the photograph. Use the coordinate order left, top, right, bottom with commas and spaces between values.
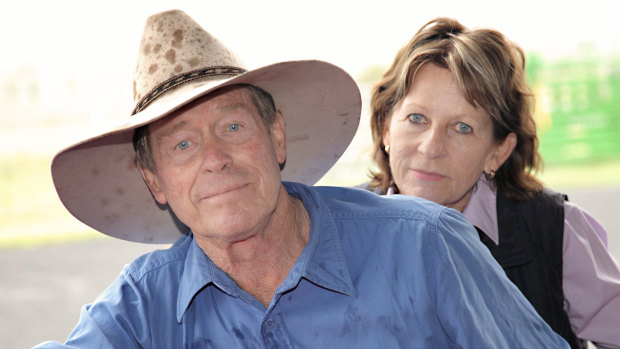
32, 268, 149, 349
32, 306, 117, 349
562, 201, 620, 348
426, 207, 570, 348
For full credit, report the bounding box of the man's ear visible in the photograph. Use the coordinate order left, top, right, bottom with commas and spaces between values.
270, 111, 287, 166
137, 163, 167, 205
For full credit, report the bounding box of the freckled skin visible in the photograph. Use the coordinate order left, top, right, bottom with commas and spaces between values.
383, 63, 515, 212
138, 87, 288, 248
137, 86, 307, 308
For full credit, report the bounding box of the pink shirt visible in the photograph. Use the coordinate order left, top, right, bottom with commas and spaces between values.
463, 176, 620, 348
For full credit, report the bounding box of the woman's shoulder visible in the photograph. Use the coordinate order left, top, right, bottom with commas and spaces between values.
355, 181, 385, 195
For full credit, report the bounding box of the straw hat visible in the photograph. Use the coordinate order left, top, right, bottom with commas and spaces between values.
50, 10, 361, 243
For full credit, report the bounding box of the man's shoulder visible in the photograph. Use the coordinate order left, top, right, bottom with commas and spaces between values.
314, 185, 447, 223
124, 234, 192, 282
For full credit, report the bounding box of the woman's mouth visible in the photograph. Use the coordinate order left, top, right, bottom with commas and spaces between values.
411, 169, 446, 181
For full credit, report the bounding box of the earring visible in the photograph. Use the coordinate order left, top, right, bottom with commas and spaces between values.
384, 144, 390, 154
486, 170, 496, 179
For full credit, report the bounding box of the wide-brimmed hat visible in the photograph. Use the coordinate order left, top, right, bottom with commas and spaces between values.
50, 10, 361, 244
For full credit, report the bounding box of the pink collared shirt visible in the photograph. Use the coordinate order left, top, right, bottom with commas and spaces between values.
463, 176, 620, 348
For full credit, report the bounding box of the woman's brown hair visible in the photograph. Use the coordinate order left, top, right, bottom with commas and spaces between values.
369, 17, 543, 200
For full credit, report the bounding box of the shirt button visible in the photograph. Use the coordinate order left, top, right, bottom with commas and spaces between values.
265, 318, 275, 328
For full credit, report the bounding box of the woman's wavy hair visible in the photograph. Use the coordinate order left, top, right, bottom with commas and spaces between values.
369, 17, 543, 200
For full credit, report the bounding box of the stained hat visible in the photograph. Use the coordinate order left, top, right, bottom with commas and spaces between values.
50, 10, 361, 243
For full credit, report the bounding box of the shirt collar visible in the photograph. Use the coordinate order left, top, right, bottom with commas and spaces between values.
176, 236, 217, 323
175, 182, 356, 322
462, 175, 500, 245
282, 182, 356, 298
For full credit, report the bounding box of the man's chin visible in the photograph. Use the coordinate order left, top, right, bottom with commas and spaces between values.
196, 209, 258, 235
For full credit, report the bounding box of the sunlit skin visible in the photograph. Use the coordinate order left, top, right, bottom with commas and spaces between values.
138, 86, 309, 306
383, 63, 516, 212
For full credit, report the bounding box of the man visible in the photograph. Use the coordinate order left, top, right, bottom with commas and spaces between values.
36, 10, 568, 348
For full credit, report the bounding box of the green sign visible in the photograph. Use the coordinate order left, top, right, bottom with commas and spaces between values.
528, 52, 620, 165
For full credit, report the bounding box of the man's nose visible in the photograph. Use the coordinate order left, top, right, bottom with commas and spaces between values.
200, 138, 233, 172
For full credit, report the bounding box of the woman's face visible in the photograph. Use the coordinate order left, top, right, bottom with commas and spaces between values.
383, 63, 515, 212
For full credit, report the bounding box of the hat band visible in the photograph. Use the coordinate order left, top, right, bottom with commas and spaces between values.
132, 66, 247, 115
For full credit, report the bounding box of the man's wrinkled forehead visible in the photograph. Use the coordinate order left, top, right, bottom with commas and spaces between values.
151, 86, 256, 132
178, 85, 254, 117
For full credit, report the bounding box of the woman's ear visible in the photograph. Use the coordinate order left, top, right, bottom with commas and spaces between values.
487, 132, 517, 172
382, 127, 391, 151
137, 164, 168, 205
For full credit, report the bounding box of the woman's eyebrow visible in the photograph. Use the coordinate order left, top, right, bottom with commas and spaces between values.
399, 100, 428, 112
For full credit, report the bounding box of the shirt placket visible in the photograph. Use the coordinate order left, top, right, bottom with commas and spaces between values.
260, 312, 292, 348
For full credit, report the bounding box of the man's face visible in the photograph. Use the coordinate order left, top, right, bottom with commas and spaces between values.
139, 86, 287, 244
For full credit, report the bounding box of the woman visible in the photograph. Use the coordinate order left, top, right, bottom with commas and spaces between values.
366, 18, 620, 348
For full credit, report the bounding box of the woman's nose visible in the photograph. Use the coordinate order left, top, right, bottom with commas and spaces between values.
418, 128, 446, 159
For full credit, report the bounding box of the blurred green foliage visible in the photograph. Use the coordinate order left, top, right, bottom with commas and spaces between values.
527, 51, 620, 165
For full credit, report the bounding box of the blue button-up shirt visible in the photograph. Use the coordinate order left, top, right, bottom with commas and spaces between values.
36, 182, 568, 348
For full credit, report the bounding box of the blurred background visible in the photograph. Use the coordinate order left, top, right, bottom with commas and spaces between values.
1, 0, 619, 347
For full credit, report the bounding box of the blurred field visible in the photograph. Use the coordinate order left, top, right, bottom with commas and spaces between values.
2, 70, 620, 248
0, 153, 100, 248
3, 48, 620, 249
2, 149, 620, 248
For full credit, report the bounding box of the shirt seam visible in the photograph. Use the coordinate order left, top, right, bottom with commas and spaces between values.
330, 210, 441, 223
426, 208, 459, 347
126, 250, 187, 283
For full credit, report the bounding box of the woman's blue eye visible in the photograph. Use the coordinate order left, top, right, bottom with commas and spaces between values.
407, 113, 424, 124
227, 123, 241, 132
176, 141, 190, 150
457, 122, 472, 133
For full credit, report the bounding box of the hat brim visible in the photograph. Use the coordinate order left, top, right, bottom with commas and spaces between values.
51, 60, 361, 243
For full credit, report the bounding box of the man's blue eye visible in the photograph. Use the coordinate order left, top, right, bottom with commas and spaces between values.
227, 124, 241, 132
407, 113, 424, 123
457, 123, 472, 133
177, 141, 190, 150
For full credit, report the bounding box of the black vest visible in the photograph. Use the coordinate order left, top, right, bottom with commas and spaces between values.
477, 189, 585, 349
